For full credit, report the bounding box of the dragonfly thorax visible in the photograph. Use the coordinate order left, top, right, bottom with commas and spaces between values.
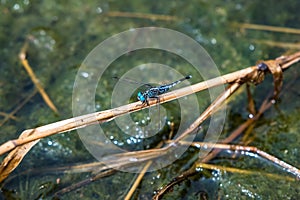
135, 75, 192, 105
137, 88, 160, 104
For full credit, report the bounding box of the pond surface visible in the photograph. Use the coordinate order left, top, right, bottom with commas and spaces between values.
0, 0, 300, 199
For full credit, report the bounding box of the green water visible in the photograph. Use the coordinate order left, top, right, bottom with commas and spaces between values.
0, 0, 300, 199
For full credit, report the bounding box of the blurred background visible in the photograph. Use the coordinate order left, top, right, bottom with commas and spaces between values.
0, 1, 300, 199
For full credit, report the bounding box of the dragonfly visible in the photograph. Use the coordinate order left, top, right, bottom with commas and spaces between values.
137, 75, 192, 105
112, 75, 192, 136
113, 75, 192, 105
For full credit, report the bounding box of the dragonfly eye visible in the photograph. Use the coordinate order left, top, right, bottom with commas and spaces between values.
137, 92, 145, 102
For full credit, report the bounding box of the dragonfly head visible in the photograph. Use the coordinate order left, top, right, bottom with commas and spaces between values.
137, 92, 146, 102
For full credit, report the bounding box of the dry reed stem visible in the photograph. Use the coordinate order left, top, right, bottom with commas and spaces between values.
175, 141, 300, 178
105, 11, 178, 21
19, 43, 59, 114
152, 97, 273, 200
0, 127, 40, 182
0, 51, 299, 185
235, 22, 300, 34
0, 112, 18, 121
253, 40, 300, 49
53, 169, 116, 197
124, 161, 153, 200
174, 82, 241, 143
153, 135, 300, 199
0, 89, 37, 127
152, 52, 300, 199
196, 163, 296, 182
0, 66, 255, 156
2, 51, 298, 156
124, 139, 165, 200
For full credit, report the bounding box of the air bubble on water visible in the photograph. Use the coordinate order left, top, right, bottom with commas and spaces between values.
235, 3, 242, 10
244, 151, 257, 158
195, 167, 202, 172
211, 38, 217, 45
81, 72, 89, 78
95, 104, 101, 110
271, 99, 276, 104
96, 7, 103, 13
40, 30, 47, 36
13, 3, 20, 10
249, 44, 255, 51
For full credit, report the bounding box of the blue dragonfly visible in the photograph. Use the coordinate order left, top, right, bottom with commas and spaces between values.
113, 75, 192, 105
137, 75, 192, 105
112, 75, 192, 136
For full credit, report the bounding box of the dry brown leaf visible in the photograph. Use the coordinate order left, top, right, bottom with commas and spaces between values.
0, 130, 40, 183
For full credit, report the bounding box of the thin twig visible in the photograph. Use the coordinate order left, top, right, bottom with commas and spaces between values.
196, 163, 296, 182
105, 11, 178, 21
175, 141, 300, 178
153, 140, 300, 200
19, 42, 59, 114
53, 169, 116, 197
0, 112, 18, 121
234, 22, 300, 34
174, 82, 241, 143
0, 89, 37, 127
124, 161, 152, 200
253, 40, 300, 49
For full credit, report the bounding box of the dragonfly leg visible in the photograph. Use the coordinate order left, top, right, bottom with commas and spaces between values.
150, 96, 161, 131
145, 99, 150, 106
